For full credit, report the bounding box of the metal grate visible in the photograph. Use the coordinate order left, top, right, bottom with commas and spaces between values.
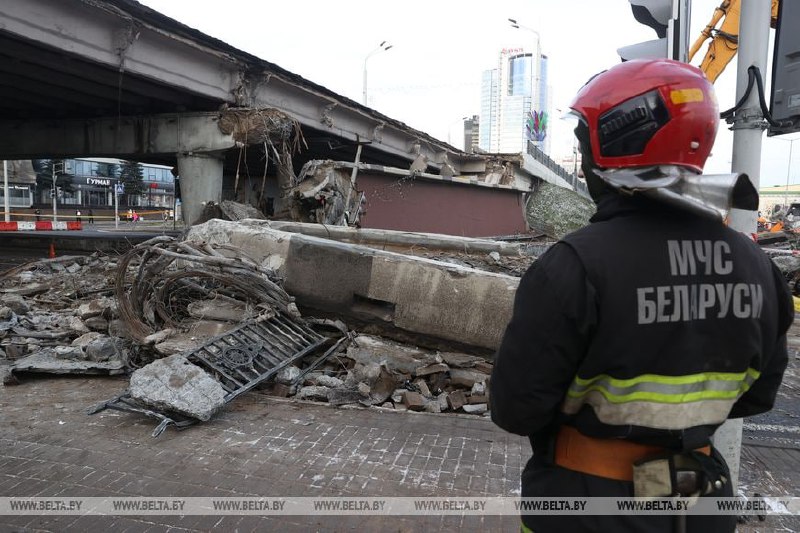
88, 312, 328, 436
188, 313, 327, 401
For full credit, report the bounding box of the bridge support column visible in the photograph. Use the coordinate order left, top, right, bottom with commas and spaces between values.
177, 152, 224, 226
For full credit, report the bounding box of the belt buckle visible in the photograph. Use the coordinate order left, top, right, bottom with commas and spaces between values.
675, 470, 700, 496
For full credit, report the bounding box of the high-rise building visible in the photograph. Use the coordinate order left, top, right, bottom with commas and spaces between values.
463, 115, 480, 153
479, 45, 550, 155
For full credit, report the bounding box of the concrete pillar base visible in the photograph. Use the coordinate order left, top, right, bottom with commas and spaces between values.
177, 153, 224, 226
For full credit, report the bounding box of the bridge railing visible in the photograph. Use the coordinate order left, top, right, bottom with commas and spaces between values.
526, 141, 589, 198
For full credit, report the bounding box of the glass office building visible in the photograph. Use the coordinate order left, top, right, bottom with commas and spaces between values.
479, 45, 550, 155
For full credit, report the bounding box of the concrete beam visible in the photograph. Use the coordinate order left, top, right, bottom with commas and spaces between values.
0, 0, 240, 102
0, 113, 236, 159
186, 219, 519, 354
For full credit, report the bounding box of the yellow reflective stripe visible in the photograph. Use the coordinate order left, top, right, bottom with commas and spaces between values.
567, 368, 760, 405
566, 386, 752, 404
572, 368, 760, 388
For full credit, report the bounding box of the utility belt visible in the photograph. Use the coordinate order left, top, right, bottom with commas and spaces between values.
554, 425, 728, 497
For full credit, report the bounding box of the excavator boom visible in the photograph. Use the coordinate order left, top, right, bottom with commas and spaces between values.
690, 0, 779, 83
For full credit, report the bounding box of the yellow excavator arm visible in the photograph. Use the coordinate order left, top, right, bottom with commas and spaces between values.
689, 0, 779, 83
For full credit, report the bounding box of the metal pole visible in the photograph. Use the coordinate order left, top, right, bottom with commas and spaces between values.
362, 58, 368, 105
784, 140, 795, 208
713, 0, 772, 493
114, 180, 119, 230
51, 162, 58, 223
3, 160, 9, 222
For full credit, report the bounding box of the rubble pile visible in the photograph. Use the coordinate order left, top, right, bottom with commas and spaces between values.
1, 233, 500, 437
0, 254, 129, 378
266, 334, 493, 416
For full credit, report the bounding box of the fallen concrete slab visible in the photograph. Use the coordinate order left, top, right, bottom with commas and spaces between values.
186, 219, 519, 354
11, 351, 125, 375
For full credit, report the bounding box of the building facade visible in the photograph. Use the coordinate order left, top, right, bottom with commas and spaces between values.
31, 158, 175, 210
463, 115, 480, 153
479, 44, 550, 155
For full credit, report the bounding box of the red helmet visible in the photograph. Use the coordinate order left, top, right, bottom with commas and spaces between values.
569, 59, 719, 173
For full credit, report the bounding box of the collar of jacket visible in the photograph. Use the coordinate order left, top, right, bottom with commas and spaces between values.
589, 193, 674, 223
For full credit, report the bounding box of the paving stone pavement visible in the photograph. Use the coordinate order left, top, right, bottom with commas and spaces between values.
0, 375, 526, 532
1, 374, 799, 532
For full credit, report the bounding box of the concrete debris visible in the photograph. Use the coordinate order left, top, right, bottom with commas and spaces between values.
11, 351, 125, 375
129, 355, 227, 421
462, 403, 488, 414
296, 386, 330, 401
277, 365, 302, 385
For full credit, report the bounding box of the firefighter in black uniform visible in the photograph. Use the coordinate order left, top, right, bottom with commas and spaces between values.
491, 59, 793, 532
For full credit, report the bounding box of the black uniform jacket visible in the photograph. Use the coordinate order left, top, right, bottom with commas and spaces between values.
491, 193, 794, 450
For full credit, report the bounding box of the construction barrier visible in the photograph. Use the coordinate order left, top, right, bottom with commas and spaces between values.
0, 221, 81, 231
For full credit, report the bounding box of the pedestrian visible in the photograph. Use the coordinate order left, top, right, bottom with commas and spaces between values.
34, 209, 41, 222
88, 208, 94, 224
75, 209, 82, 223
132, 210, 139, 226
490, 59, 793, 533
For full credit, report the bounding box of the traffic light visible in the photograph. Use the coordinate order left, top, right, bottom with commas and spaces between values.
769, 0, 800, 136
618, 0, 689, 62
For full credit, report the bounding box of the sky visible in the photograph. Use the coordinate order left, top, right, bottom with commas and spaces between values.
138, 0, 799, 188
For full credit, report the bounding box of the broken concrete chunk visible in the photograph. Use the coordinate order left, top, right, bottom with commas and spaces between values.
474, 361, 493, 374
77, 298, 113, 320
12, 351, 124, 375
315, 374, 344, 388
4, 343, 27, 359
143, 329, 175, 346
449, 368, 489, 388
2, 283, 49, 297
2, 295, 29, 315
85, 336, 120, 362
84, 317, 109, 332
403, 391, 426, 411
68, 316, 90, 334
471, 382, 486, 396
414, 363, 449, 377
447, 390, 467, 411
66, 263, 81, 274
71, 332, 103, 348
369, 366, 397, 404
357, 382, 371, 397
55, 345, 85, 360
327, 387, 368, 406
346, 335, 434, 374
296, 386, 330, 401
413, 379, 432, 398
440, 352, 485, 368
129, 354, 227, 421
462, 403, 488, 414
424, 402, 442, 414
0, 306, 12, 320
436, 392, 450, 411
468, 394, 489, 404
277, 365, 301, 385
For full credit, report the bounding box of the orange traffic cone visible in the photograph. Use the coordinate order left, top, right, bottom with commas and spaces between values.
48, 242, 56, 259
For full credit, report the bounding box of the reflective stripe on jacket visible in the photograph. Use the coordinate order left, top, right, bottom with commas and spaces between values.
562, 368, 760, 428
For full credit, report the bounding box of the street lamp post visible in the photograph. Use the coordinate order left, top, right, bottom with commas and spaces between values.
781, 137, 799, 209
362, 41, 393, 106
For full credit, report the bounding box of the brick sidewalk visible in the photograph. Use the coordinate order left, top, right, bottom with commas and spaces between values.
0, 375, 526, 532
1, 374, 799, 532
